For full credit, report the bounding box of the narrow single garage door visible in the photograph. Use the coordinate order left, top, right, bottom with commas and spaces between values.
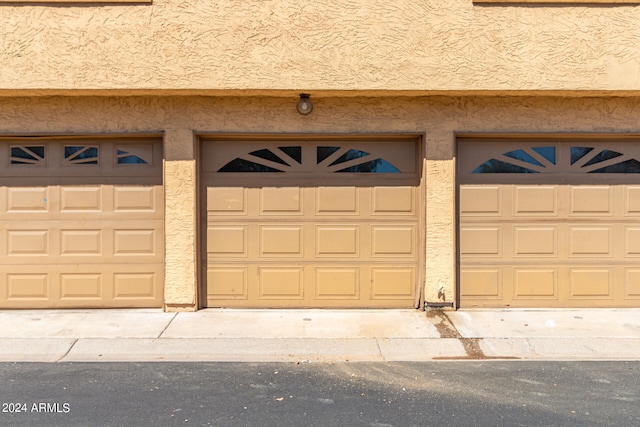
458, 137, 640, 308
0, 137, 164, 308
201, 137, 422, 308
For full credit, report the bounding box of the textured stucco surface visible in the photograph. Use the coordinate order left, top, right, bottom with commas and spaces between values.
163, 129, 197, 310
1, 0, 640, 92
1, 95, 639, 309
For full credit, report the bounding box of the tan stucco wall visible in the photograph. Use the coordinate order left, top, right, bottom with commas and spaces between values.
0, 95, 639, 310
163, 129, 198, 311
2, 0, 640, 92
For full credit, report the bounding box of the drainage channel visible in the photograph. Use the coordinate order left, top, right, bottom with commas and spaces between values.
426, 310, 519, 360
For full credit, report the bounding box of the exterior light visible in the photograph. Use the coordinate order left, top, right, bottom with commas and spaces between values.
296, 94, 313, 115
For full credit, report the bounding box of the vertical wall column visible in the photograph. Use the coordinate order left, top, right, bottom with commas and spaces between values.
424, 130, 456, 308
163, 129, 198, 311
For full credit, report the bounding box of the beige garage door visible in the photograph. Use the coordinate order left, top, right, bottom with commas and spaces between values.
201, 137, 422, 308
0, 137, 164, 308
458, 137, 640, 308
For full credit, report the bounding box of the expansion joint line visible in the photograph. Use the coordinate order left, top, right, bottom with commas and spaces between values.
157, 313, 179, 339
57, 339, 78, 362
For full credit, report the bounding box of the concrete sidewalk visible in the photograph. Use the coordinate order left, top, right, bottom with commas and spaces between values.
1, 308, 639, 362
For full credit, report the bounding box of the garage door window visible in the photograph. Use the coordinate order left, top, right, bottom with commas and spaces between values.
11, 146, 45, 165
116, 144, 153, 165
218, 144, 401, 173
472, 144, 640, 174
64, 146, 99, 165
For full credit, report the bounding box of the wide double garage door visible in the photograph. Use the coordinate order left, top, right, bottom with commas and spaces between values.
459, 137, 640, 308
0, 138, 164, 308
201, 137, 422, 308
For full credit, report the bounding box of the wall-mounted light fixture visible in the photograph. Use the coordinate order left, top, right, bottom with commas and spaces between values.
296, 94, 313, 115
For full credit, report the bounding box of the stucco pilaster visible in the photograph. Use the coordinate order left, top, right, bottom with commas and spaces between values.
163, 128, 198, 312
424, 131, 456, 308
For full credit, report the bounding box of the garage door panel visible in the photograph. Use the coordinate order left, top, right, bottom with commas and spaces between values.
260, 187, 303, 215
460, 186, 502, 216
459, 138, 640, 308
569, 226, 612, 257
207, 187, 247, 214
460, 269, 502, 298
203, 138, 421, 308
61, 187, 103, 211
60, 274, 103, 300
315, 226, 359, 256
113, 272, 158, 300
6, 187, 49, 212
207, 225, 248, 257
370, 267, 416, 300
625, 269, 640, 298
7, 229, 49, 255
514, 226, 557, 257
207, 267, 248, 299
3, 221, 164, 262
315, 267, 360, 299
625, 187, 640, 215
514, 186, 557, 216
113, 229, 158, 256
1, 265, 162, 308
5, 273, 50, 301
113, 186, 158, 212
371, 225, 416, 257
625, 227, 640, 256
4, 227, 54, 262
259, 226, 304, 257
569, 268, 613, 298
513, 268, 557, 299
372, 186, 415, 215
460, 226, 502, 257
317, 187, 359, 214
110, 267, 164, 307
258, 267, 304, 299
3, 185, 162, 221
60, 229, 102, 255
570, 186, 612, 216
0, 138, 164, 308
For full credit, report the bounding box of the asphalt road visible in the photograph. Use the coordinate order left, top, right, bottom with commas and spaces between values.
1, 361, 638, 426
